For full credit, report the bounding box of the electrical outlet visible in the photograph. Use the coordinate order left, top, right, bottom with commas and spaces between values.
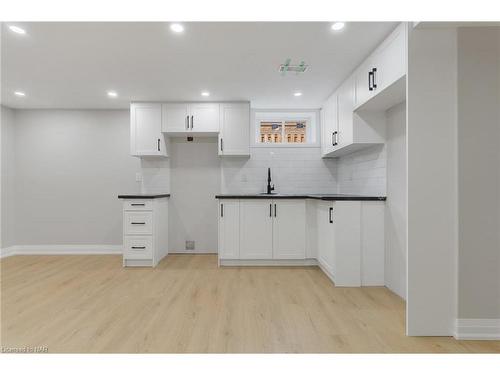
185, 241, 195, 250
135, 172, 142, 182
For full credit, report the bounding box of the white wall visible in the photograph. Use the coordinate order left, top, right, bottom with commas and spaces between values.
1, 105, 16, 249
407, 27, 458, 336
10, 109, 140, 246
336, 145, 387, 196
221, 146, 337, 194
384, 102, 407, 299
168, 137, 220, 253
457, 27, 500, 320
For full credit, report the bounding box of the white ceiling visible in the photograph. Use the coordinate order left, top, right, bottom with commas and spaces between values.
1, 22, 397, 109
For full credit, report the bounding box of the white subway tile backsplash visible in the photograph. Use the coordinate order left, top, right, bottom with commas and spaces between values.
141, 142, 387, 197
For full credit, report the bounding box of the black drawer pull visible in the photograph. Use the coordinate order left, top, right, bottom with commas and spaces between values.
131, 222, 146, 225
131, 203, 145, 206
329, 207, 333, 223
131, 246, 146, 249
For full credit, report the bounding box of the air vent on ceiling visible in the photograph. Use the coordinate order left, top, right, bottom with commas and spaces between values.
279, 59, 308, 75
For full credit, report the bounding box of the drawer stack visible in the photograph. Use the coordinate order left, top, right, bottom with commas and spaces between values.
121, 198, 169, 267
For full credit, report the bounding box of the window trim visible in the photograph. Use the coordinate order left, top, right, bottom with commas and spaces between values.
251, 109, 320, 148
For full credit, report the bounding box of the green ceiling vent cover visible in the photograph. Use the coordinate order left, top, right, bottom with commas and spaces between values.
279, 59, 308, 75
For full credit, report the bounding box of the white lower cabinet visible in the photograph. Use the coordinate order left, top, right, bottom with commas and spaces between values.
272, 200, 306, 259
218, 198, 384, 287
121, 198, 169, 267
218, 199, 240, 260
316, 200, 384, 286
317, 201, 335, 277
239, 200, 274, 259
218, 199, 306, 262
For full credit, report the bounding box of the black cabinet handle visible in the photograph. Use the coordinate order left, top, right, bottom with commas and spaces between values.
372, 68, 377, 89
332, 132, 335, 146
131, 246, 146, 250
131, 222, 146, 225
221, 203, 224, 217
368, 70, 374, 91
269, 203, 272, 217
220, 138, 223, 152
191, 115, 194, 129
274, 203, 277, 217
157, 139, 160, 151
329, 207, 333, 223
186, 115, 189, 129
131, 203, 145, 206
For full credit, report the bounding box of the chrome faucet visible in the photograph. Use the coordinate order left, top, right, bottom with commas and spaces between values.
267, 168, 275, 194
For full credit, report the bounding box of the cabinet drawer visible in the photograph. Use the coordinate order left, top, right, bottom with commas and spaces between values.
124, 211, 153, 235
124, 236, 153, 259
123, 200, 153, 211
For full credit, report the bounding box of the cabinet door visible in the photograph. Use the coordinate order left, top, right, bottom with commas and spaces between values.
317, 201, 335, 275
218, 200, 240, 259
354, 58, 375, 108
130, 103, 166, 156
239, 200, 273, 259
272, 200, 306, 259
337, 77, 355, 148
321, 93, 338, 156
333, 201, 361, 287
162, 103, 189, 133
372, 23, 406, 93
219, 103, 250, 156
189, 103, 220, 132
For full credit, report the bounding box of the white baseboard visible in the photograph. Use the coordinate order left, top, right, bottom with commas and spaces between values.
1, 244, 122, 258
455, 319, 500, 340
0, 246, 17, 258
170, 250, 217, 254
220, 258, 318, 267
317, 260, 335, 285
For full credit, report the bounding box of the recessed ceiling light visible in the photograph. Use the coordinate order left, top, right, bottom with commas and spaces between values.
294, 92, 303, 97
9, 25, 26, 35
14, 91, 26, 97
107, 91, 118, 98
201, 91, 210, 97
331, 22, 345, 31
170, 23, 184, 33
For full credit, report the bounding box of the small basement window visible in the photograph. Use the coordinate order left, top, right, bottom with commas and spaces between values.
254, 111, 318, 146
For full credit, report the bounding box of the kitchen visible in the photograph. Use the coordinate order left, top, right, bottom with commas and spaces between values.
1, 19, 499, 356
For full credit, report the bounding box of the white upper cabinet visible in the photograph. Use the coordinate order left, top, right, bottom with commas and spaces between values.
336, 76, 356, 149
130, 103, 167, 157
321, 23, 406, 158
162, 103, 189, 133
189, 103, 220, 132
219, 103, 250, 156
320, 93, 338, 157
272, 200, 306, 259
354, 57, 376, 108
162, 103, 220, 135
371, 23, 406, 95
355, 23, 407, 109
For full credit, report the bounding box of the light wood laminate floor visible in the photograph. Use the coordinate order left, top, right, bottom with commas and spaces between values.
1, 254, 499, 353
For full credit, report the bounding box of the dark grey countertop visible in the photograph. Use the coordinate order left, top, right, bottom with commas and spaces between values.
215, 194, 386, 201
118, 193, 170, 199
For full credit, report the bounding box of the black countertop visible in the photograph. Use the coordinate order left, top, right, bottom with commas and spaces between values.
215, 194, 386, 201
118, 193, 170, 199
